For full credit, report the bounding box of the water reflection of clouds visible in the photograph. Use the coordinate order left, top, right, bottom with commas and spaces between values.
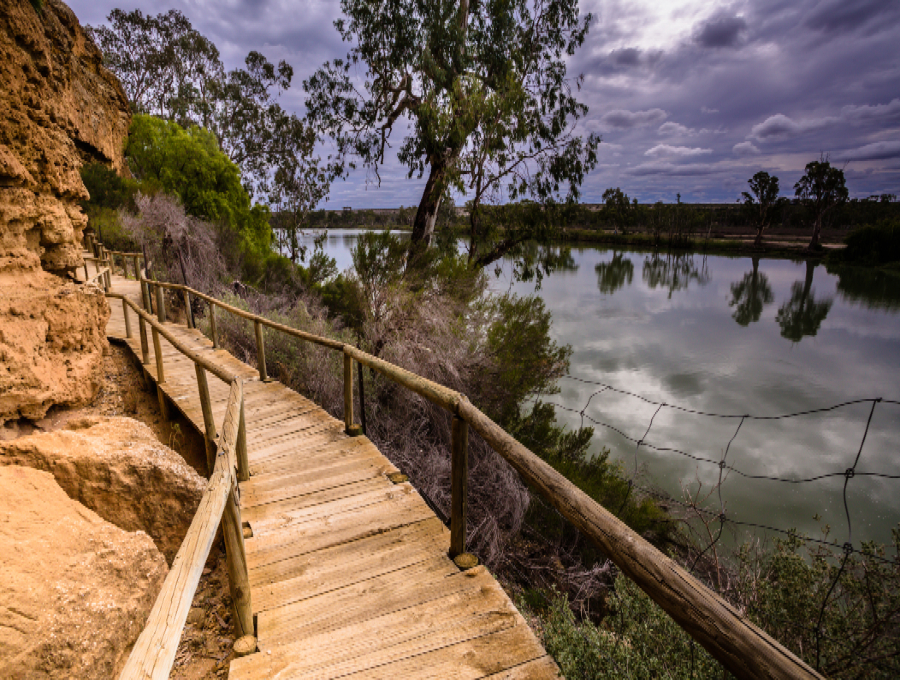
295, 233, 900, 546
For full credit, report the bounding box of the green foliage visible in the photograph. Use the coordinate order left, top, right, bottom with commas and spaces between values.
29, 0, 43, 14
533, 578, 720, 679
80, 162, 138, 210
125, 114, 273, 272
602, 188, 638, 234
833, 218, 900, 266
731, 529, 900, 678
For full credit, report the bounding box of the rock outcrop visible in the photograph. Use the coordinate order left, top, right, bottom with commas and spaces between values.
0, 0, 130, 423
0, 415, 207, 563
0, 465, 167, 680
0, 0, 130, 274
0, 275, 110, 423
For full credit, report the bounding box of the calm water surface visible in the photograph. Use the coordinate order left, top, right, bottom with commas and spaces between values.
295, 229, 900, 549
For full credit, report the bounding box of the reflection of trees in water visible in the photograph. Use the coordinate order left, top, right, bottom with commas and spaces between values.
831, 266, 900, 311
595, 251, 634, 294
729, 257, 774, 326
507, 242, 578, 287
776, 261, 833, 342
642, 251, 711, 298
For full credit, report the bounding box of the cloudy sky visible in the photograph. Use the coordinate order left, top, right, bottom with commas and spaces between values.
70, 0, 900, 207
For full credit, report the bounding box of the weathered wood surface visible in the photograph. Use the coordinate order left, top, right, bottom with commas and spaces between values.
105, 273, 555, 679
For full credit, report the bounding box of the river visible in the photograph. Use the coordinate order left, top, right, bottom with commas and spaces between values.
288, 229, 900, 549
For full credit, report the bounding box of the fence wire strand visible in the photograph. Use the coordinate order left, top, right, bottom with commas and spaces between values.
551, 374, 899, 673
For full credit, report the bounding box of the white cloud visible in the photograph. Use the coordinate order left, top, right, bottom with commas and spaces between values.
658, 122, 695, 136
701, 107, 719, 114
733, 141, 761, 156
645, 144, 713, 157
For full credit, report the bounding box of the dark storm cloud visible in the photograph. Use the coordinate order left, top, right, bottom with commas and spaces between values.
69, 0, 900, 205
598, 108, 667, 131
693, 15, 748, 48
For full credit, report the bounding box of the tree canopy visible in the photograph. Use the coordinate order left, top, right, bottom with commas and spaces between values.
88, 9, 332, 222
125, 114, 272, 264
304, 0, 599, 264
794, 156, 848, 250
741, 171, 780, 247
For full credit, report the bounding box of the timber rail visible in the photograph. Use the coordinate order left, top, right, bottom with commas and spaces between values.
87, 241, 822, 679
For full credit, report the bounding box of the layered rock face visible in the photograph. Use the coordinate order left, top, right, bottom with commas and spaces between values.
0, 416, 206, 563
0, 465, 167, 680
0, 0, 129, 274
0, 0, 130, 423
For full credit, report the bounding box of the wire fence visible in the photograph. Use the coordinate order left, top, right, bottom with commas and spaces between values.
546, 373, 900, 676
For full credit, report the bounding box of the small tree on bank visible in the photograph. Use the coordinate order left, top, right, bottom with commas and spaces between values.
794, 156, 848, 250
602, 187, 637, 235
741, 171, 780, 247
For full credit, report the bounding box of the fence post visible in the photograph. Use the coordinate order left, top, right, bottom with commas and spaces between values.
450, 415, 470, 559
138, 307, 149, 365
183, 289, 194, 329
83, 261, 89, 282
209, 302, 219, 348
236, 398, 249, 482
357, 359, 367, 436
254, 319, 268, 381
343, 351, 355, 435
133, 255, 139, 280
194, 364, 217, 474
151, 325, 169, 421
122, 299, 132, 339
222, 481, 254, 640
156, 285, 166, 323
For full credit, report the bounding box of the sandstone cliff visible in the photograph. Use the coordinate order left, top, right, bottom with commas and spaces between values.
0, 0, 130, 423
0, 0, 130, 274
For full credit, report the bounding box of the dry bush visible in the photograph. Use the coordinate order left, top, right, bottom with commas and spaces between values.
120, 193, 227, 296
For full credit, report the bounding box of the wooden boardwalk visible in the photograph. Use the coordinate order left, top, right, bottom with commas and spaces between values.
104, 274, 559, 679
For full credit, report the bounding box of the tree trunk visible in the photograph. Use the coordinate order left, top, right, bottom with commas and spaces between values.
809, 215, 822, 250
410, 162, 445, 250
754, 225, 763, 247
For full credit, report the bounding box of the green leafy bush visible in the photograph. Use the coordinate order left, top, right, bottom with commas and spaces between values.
831, 218, 900, 267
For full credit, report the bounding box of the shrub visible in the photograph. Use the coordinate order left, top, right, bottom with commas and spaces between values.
830, 218, 900, 267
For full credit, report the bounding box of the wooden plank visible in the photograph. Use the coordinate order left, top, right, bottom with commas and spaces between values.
315, 625, 547, 680
245, 491, 434, 571
249, 436, 377, 477
254, 551, 459, 633
241, 459, 397, 508
248, 483, 422, 537
233, 568, 527, 679
247, 517, 447, 591
241, 477, 387, 524
484, 657, 562, 679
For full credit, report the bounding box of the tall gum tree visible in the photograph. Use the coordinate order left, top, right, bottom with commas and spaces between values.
304, 0, 599, 264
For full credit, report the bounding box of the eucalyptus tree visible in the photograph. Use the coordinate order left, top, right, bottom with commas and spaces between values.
89, 9, 333, 230
741, 171, 780, 247
728, 257, 774, 326
794, 156, 848, 250
304, 0, 599, 265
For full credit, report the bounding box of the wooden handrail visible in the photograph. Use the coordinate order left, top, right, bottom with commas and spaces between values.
118, 379, 249, 680
123, 280, 822, 680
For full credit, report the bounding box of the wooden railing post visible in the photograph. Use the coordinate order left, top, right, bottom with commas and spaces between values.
222, 480, 254, 640
195, 364, 217, 475
151, 325, 169, 421
122, 299, 132, 339
156, 284, 167, 323
254, 319, 268, 381
236, 398, 249, 482
209, 302, 219, 348
138, 310, 149, 365
83, 261, 89, 282
450, 415, 470, 559
343, 351, 355, 434
183, 289, 194, 329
